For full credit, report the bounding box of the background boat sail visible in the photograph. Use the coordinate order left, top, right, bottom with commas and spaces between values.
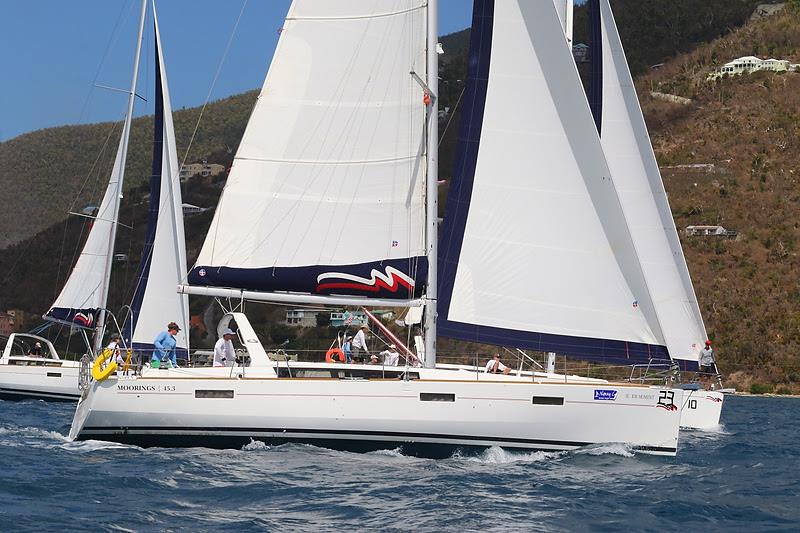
71, 0, 684, 457
1, 0, 189, 400
588, 0, 723, 427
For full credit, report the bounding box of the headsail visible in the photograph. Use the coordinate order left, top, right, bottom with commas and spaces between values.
438, 0, 669, 365
595, 0, 707, 369
44, 133, 129, 330
187, 0, 429, 302
124, 3, 190, 354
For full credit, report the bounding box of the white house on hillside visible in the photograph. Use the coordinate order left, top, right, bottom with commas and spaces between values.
708, 56, 799, 80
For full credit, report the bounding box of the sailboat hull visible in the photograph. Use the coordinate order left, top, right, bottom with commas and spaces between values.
679, 389, 724, 430
0, 362, 81, 402
71, 369, 682, 456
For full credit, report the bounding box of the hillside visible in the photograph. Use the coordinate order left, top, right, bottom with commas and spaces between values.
637, 4, 800, 391
572, 0, 781, 74
0, 90, 258, 249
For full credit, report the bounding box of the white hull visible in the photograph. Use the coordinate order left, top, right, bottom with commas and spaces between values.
70, 365, 683, 456
679, 389, 724, 430
0, 360, 81, 402
1, 334, 82, 402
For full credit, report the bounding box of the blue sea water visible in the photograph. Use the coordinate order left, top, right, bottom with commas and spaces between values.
0, 395, 797, 532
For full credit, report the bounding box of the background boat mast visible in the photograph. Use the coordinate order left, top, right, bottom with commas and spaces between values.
423, 0, 439, 369
93, 0, 148, 355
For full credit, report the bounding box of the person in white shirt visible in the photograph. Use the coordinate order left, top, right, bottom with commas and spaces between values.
484, 354, 510, 374
698, 339, 716, 389
380, 344, 400, 366
352, 325, 369, 362
106, 334, 124, 365
214, 328, 236, 367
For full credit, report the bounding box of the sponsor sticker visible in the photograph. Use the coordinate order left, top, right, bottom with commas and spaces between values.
594, 389, 618, 401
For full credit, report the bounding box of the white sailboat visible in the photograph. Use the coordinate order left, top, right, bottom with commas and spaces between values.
589, 0, 723, 428
0, 0, 189, 401
70, 0, 684, 456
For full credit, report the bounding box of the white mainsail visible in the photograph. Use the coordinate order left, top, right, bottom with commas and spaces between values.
187, 0, 429, 302
125, 3, 190, 353
45, 0, 147, 340
438, 0, 668, 364
596, 0, 707, 367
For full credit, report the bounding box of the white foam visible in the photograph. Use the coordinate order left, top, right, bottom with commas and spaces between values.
575, 443, 635, 457
460, 446, 566, 464
241, 439, 270, 451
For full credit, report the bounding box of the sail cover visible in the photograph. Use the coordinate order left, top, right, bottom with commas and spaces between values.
438, 0, 669, 365
597, 0, 707, 369
124, 7, 190, 354
187, 0, 429, 300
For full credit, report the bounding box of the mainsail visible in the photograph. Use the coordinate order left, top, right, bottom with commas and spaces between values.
594, 0, 707, 369
438, 0, 669, 365
124, 3, 190, 354
187, 0, 429, 301
45, 0, 147, 336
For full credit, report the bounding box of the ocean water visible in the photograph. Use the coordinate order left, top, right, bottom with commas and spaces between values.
0, 395, 797, 532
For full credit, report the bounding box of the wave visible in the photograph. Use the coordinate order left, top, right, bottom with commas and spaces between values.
574, 442, 635, 457
458, 446, 566, 464
241, 439, 271, 451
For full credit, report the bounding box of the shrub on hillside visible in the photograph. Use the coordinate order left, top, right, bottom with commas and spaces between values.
750, 382, 774, 394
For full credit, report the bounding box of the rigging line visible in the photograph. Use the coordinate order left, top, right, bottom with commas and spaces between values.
438, 87, 465, 147
75, 0, 135, 127
181, 0, 250, 271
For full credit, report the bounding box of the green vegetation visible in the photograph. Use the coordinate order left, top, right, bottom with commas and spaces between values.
750, 383, 775, 394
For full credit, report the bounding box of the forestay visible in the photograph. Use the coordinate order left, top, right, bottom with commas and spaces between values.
124, 6, 189, 354
188, 0, 429, 300
438, 0, 669, 365
596, 0, 707, 369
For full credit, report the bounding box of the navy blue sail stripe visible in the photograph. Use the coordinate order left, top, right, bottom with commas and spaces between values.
588, 0, 603, 133
44, 307, 99, 329
188, 257, 428, 300
436, 0, 672, 367
124, 26, 164, 347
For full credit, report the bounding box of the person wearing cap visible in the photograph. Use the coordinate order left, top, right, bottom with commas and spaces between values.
698, 340, 716, 389
352, 324, 369, 362
380, 344, 400, 366
484, 353, 511, 375
152, 322, 181, 368
214, 328, 236, 367
368, 354, 380, 365
106, 333, 124, 366
342, 335, 353, 363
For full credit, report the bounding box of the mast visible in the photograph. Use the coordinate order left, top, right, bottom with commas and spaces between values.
93, 0, 148, 354
565, 0, 574, 45
423, 0, 439, 368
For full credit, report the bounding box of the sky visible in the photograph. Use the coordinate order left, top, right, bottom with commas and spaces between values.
0, 0, 475, 141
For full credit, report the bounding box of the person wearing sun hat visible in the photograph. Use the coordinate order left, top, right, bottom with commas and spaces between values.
352, 324, 370, 362
152, 321, 181, 368
698, 339, 716, 389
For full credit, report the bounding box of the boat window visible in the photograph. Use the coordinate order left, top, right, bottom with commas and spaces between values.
195, 390, 234, 399
46, 372, 62, 378
532, 396, 564, 405
420, 392, 455, 402
275, 367, 419, 380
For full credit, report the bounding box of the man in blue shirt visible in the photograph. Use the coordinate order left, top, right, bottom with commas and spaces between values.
152, 322, 181, 368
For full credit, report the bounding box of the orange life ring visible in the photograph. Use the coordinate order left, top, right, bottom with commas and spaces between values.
326, 348, 345, 364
